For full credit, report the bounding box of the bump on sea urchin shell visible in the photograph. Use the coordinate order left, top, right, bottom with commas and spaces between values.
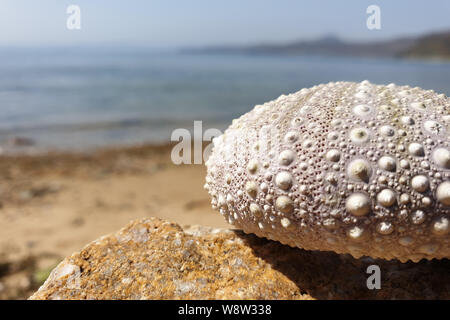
205, 81, 450, 262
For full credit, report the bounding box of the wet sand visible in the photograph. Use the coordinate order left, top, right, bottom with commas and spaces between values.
0, 143, 229, 299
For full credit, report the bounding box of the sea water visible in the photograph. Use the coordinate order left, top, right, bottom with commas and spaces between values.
0, 47, 449, 152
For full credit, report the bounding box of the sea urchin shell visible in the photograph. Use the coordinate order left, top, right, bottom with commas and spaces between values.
205, 81, 450, 262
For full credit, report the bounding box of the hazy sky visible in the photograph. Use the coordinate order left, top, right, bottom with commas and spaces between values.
1, 0, 449, 47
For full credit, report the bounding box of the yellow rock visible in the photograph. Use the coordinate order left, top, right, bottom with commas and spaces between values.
30, 217, 449, 300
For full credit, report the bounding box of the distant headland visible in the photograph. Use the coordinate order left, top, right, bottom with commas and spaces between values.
182, 30, 450, 60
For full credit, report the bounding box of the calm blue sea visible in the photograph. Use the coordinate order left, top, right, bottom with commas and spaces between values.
0, 47, 449, 152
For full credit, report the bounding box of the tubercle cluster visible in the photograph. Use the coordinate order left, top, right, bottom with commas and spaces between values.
205, 81, 449, 262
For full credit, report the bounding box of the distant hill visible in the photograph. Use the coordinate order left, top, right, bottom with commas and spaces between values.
400, 31, 450, 60
183, 31, 450, 60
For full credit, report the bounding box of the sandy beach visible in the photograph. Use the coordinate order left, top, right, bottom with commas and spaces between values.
0, 143, 229, 299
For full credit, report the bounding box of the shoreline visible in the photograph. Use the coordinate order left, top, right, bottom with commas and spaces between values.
0, 118, 230, 157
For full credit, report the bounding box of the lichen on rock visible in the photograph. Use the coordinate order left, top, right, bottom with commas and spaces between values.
29, 218, 449, 299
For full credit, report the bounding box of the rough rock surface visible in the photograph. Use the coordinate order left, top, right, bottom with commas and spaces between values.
30, 218, 449, 300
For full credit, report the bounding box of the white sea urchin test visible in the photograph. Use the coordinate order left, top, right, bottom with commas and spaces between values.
205, 81, 450, 262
